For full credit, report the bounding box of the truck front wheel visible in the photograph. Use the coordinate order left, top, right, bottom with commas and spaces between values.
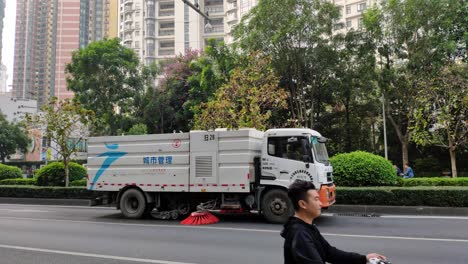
261, 189, 294, 224
120, 189, 147, 219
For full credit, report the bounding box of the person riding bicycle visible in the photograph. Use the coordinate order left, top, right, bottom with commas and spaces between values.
281, 180, 388, 264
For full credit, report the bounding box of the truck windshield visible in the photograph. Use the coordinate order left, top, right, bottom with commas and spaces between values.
310, 136, 329, 164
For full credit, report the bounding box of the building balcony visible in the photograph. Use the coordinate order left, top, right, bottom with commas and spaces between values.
158, 9, 175, 17
205, 5, 223, 14
205, 0, 223, 6
123, 37, 133, 43
124, 7, 134, 14
226, 3, 237, 11
159, 49, 175, 56
158, 29, 175, 36
123, 0, 133, 4
124, 26, 134, 33
226, 14, 238, 23
205, 25, 224, 34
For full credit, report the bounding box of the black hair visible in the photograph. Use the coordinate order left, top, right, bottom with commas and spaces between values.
288, 180, 316, 211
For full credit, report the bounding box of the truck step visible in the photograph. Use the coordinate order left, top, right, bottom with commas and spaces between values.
220, 203, 242, 209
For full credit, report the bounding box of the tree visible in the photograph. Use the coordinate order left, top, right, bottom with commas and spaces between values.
127, 123, 148, 135
66, 38, 144, 135
234, 0, 342, 128
363, 0, 464, 165
411, 65, 468, 177
193, 55, 288, 130
26, 98, 94, 187
0, 112, 29, 163
330, 29, 379, 153
139, 42, 240, 134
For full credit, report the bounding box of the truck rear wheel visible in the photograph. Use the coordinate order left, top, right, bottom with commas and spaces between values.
261, 189, 294, 224
120, 189, 147, 219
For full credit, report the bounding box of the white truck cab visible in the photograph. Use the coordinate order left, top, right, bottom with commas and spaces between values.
260, 129, 335, 207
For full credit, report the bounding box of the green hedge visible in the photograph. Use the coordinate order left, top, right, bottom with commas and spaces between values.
0, 178, 37, 186
70, 179, 87, 187
336, 186, 468, 207
330, 151, 397, 186
0, 186, 95, 199
0, 164, 23, 180
35, 162, 87, 186
400, 177, 468, 187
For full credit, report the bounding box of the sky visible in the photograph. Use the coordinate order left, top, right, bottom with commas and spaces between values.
2, 0, 16, 91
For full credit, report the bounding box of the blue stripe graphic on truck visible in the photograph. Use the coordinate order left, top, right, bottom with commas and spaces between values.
90, 143, 127, 190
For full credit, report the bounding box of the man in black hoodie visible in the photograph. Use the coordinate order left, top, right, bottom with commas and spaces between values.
281, 180, 387, 264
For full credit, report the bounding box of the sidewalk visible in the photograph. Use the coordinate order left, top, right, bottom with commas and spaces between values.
1, 197, 468, 216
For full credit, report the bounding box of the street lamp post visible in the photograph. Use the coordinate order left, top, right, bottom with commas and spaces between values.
181, 0, 212, 31
381, 94, 388, 160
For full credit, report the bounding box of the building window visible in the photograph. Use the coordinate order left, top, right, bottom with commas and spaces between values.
346, 6, 351, 14
357, 2, 366, 12
334, 23, 344, 30
346, 19, 352, 28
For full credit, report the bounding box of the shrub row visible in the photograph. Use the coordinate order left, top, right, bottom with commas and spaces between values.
0, 186, 95, 199
70, 179, 87, 187
331, 151, 397, 187
35, 162, 86, 186
336, 186, 468, 207
0, 178, 37, 185
400, 177, 468, 187
0, 164, 23, 180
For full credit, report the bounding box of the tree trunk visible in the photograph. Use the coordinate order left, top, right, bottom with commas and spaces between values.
345, 97, 352, 152
448, 137, 458, 178
64, 158, 70, 187
401, 140, 409, 168
387, 113, 409, 167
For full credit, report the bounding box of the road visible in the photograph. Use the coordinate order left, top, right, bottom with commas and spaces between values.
0, 204, 467, 264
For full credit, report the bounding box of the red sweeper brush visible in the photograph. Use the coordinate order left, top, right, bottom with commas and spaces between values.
180, 211, 219, 225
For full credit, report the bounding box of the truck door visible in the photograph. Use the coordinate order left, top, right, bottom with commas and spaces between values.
262, 136, 317, 186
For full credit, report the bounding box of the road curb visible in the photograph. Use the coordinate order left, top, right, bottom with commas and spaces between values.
1, 197, 468, 216
328, 204, 468, 216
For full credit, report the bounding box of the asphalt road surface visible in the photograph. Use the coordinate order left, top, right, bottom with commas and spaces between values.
0, 204, 467, 264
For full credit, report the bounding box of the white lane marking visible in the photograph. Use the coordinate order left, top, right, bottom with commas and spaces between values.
380, 215, 468, 220
322, 233, 468, 243
2, 204, 468, 219
0, 209, 49, 213
0, 243, 197, 264
0, 216, 467, 243
0, 204, 115, 210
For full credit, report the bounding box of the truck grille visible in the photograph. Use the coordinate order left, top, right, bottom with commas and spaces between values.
195, 156, 212, 177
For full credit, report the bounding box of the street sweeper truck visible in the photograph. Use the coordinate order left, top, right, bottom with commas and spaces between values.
86, 128, 335, 223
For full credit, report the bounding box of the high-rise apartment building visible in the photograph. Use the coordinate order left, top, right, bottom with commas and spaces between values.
80, 0, 119, 48
12, 0, 81, 107
54, 0, 81, 101
117, 0, 259, 66
0, 0, 5, 63
12, 0, 53, 106
0, 64, 6, 93
333, 0, 377, 33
